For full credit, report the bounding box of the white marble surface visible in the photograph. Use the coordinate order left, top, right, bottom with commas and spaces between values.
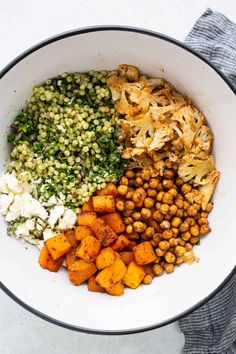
0, 1, 236, 353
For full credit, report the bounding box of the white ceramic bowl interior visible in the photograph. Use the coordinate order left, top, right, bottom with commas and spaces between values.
0, 27, 235, 334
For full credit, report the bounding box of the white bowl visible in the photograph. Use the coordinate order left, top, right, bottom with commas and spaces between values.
0, 26, 235, 334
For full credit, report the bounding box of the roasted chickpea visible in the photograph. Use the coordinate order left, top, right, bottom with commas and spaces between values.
165, 251, 176, 263
132, 211, 142, 221
128, 179, 135, 187
179, 221, 189, 233
116, 200, 124, 211
118, 185, 128, 196
169, 238, 179, 247
141, 233, 149, 241
190, 225, 200, 237
125, 200, 135, 210
159, 240, 170, 251
124, 217, 133, 225
155, 202, 162, 210
141, 169, 151, 181
147, 188, 157, 197
122, 209, 133, 217
169, 188, 178, 197
187, 205, 198, 217
164, 169, 174, 179
171, 227, 179, 236
157, 182, 164, 191
155, 247, 165, 257
175, 245, 186, 256
145, 226, 155, 238
205, 202, 213, 213
156, 191, 164, 202
126, 224, 134, 234
164, 263, 175, 273
150, 240, 157, 247
141, 208, 152, 219
160, 220, 171, 230
183, 201, 190, 210
153, 264, 164, 276
162, 229, 173, 239
181, 231, 191, 241
200, 224, 211, 235
189, 236, 199, 244
153, 210, 164, 222
144, 197, 155, 209
185, 242, 193, 251
125, 190, 134, 200
163, 179, 173, 189
171, 217, 182, 228
194, 203, 201, 211
175, 256, 184, 265
165, 214, 172, 221
186, 217, 196, 226
143, 182, 149, 190
198, 217, 209, 225
120, 176, 129, 186
160, 204, 169, 215
201, 212, 208, 218
175, 199, 184, 209
152, 233, 161, 245
181, 183, 192, 194
175, 177, 184, 187
149, 178, 159, 189
125, 169, 135, 179
153, 255, 161, 264
176, 209, 184, 218
169, 205, 178, 216
178, 239, 186, 246
150, 220, 161, 233
133, 221, 147, 233
134, 177, 143, 187
162, 192, 173, 205
143, 274, 153, 284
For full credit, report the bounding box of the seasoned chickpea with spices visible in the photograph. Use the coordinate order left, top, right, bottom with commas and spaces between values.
171, 217, 182, 228
153, 210, 164, 222
155, 247, 165, 257
144, 197, 155, 209
156, 191, 164, 202
134, 177, 143, 187
125, 170, 135, 179
126, 225, 134, 234
159, 240, 170, 251
143, 274, 153, 284
118, 185, 128, 196
116, 200, 124, 211
147, 188, 157, 197
132, 211, 142, 221
125, 190, 134, 199
153, 264, 164, 276
125, 201, 135, 210
169, 205, 178, 216
149, 178, 159, 189
200, 224, 211, 235
162, 229, 173, 239
162, 192, 173, 205
141, 208, 152, 219
145, 227, 155, 238
140, 169, 151, 181
163, 179, 173, 189
175, 246, 186, 256
159, 204, 169, 215
133, 221, 146, 233
160, 220, 171, 230
120, 176, 129, 186
164, 263, 175, 273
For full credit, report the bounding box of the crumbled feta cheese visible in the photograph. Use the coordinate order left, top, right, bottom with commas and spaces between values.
0, 174, 11, 193
42, 195, 57, 207
15, 219, 35, 237
48, 205, 65, 228
0, 192, 14, 215
43, 228, 57, 241
58, 208, 77, 230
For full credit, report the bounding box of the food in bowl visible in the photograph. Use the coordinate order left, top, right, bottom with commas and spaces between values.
0, 64, 220, 296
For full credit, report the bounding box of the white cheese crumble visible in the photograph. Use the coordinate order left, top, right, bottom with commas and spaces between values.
47, 205, 65, 228
58, 208, 77, 230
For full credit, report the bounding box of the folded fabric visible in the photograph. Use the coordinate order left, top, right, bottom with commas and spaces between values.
179, 8, 236, 354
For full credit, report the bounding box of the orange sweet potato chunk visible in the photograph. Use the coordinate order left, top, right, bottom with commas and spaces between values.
106, 281, 124, 296
111, 235, 130, 252
120, 251, 134, 265
38, 246, 63, 272
95, 247, 116, 270
123, 261, 146, 289
82, 197, 94, 212
132, 187, 147, 208
77, 212, 97, 226
87, 275, 105, 293
92, 195, 115, 213
90, 218, 105, 240
75, 225, 93, 241
68, 260, 97, 285
45, 233, 72, 261
76, 235, 101, 262
65, 229, 78, 247
65, 247, 77, 269
96, 182, 118, 197
100, 225, 118, 247
101, 212, 125, 234
133, 241, 156, 265
96, 258, 127, 288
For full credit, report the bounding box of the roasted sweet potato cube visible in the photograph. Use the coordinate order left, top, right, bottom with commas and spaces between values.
123, 261, 146, 289
45, 233, 72, 261
92, 195, 115, 213
95, 247, 116, 270
97, 182, 118, 197
76, 235, 101, 262
75, 225, 93, 241
38, 246, 63, 272
68, 260, 97, 285
132, 187, 147, 208
87, 275, 105, 293
65, 229, 78, 247
101, 212, 125, 233
106, 281, 124, 296
133, 241, 156, 265
111, 235, 130, 251
100, 225, 118, 247
96, 258, 127, 288
120, 251, 134, 265
65, 247, 77, 269
90, 218, 105, 240
126, 232, 139, 240
82, 197, 94, 212
77, 212, 97, 226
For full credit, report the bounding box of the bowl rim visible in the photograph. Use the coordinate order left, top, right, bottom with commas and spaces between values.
0, 25, 235, 335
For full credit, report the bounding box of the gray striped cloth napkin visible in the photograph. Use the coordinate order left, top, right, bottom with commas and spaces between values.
179, 8, 236, 354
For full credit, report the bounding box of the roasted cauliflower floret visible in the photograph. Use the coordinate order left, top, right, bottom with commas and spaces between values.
118, 64, 140, 82
127, 112, 155, 148
191, 124, 213, 153
148, 122, 174, 151
178, 153, 215, 185
106, 75, 126, 101
172, 106, 205, 151
197, 170, 220, 210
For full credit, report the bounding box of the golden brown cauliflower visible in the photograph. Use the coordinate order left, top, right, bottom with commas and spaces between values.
197, 170, 220, 210
191, 124, 213, 154
178, 153, 215, 185
148, 121, 174, 150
